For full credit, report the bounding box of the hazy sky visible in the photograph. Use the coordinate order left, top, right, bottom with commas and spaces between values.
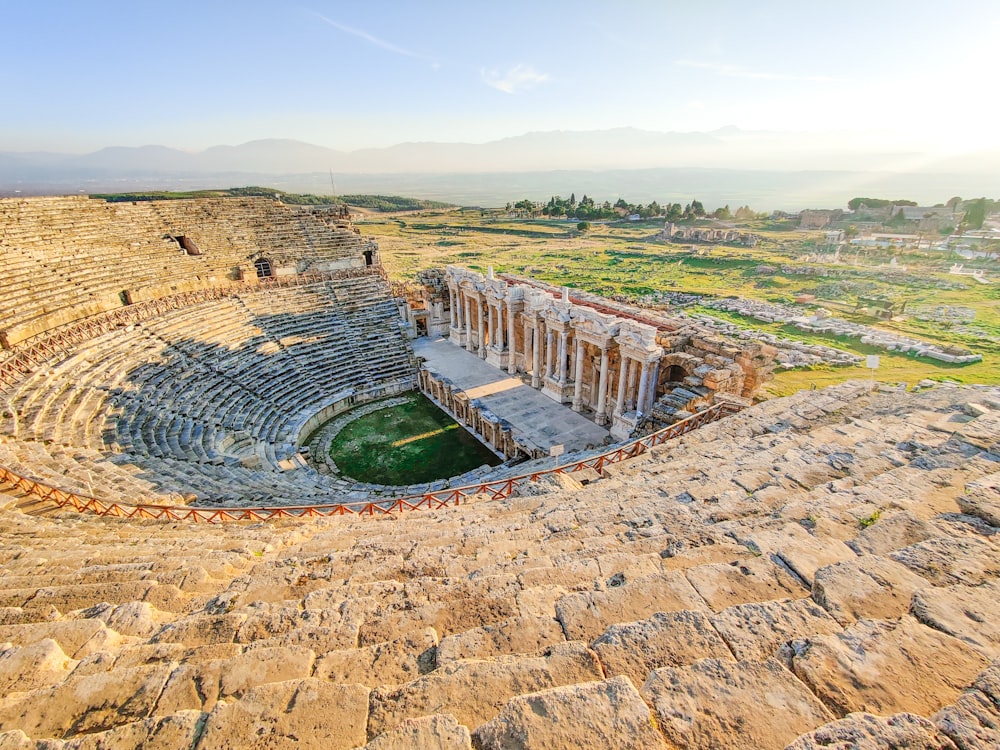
2, 0, 997, 154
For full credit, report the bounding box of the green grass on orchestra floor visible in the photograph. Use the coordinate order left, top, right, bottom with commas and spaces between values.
328, 393, 501, 485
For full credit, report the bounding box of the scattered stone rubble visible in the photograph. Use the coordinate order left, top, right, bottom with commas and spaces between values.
1, 379, 999, 748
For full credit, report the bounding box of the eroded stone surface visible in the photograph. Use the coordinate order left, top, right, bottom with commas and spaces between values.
198, 679, 370, 750
367, 642, 603, 737
890, 537, 1000, 586
474, 676, 667, 750
785, 712, 960, 750
684, 554, 807, 612
355, 714, 472, 750
958, 474, 1000, 527
812, 556, 930, 625
789, 617, 991, 717
592, 609, 733, 686
709, 598, 842, 662
0, 639, 78, 695
641, 657, 833, 750
436, 617, 563, 665
911, 582, 1000, 659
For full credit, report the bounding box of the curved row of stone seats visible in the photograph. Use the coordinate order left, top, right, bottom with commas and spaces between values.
0, 196, 369, 344
1, 273, 414, 505
1, 381, 998, 748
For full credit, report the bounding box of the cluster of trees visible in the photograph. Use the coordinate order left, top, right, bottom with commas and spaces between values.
847, 197, 917, 210
507, 194, 750, 222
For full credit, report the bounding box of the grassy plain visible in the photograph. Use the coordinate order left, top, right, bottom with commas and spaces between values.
362, 208, 999, 397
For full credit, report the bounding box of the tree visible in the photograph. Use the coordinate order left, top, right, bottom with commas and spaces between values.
946, 196, 962, 210
965, 198, 987, 230
577, 221, 591, 232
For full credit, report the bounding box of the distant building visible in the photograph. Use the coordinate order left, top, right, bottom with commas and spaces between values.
799, 209, 843, 229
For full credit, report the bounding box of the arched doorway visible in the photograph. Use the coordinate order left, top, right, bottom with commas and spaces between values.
254, 258, 273, 278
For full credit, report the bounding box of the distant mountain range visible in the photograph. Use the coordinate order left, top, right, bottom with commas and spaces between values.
1, 128, 997, 210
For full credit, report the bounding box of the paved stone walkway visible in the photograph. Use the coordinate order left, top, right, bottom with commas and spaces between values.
413, 337, 610, 454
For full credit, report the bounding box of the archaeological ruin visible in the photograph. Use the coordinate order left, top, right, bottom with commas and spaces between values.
0, 195, 998, 749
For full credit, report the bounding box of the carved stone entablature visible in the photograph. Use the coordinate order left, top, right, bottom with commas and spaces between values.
572, 308, 621, 346
615, 321, 663, 361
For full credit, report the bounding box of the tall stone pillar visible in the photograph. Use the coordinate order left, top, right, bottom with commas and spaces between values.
464, 296, 474, 352
508, 305, 518, 374
545, 328, 555, 380
486, 303, 495, 350
614, 355, 629, 418
636, 361, 651, 416
532, 324, 542, 388
477, 301, 487, 358
595, 346, 610, 425
448, 286, 457, 327
497, 300, 505, 350
572, 339, 586, 412
558, 330, 569, 386
625, 359, 638, 411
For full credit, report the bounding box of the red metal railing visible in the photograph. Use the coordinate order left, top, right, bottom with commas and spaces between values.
0, 400, 743, 524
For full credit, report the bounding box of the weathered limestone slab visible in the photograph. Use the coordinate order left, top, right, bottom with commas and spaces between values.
747, 523, 856, 586
591, 610, 733, 686
0, 639, 78, 695
0, 620, 124, 659
890, 537, 1000, 586
789, 617, 991, 717
684, 555, 807, 612
0, 731, 37, 750
367, 642, 604, 737
0, 664, 174, 739
436, 617, 563, 665
150, 612, 248, 645
641, 657, 834, 750
953, 413, 1000, 450
554, 572, 707, 642
358, 714, 472, 750
198, 678, 370, 750
358, 595, 518, 645
474, 676, 668, 749
849, 511, 939, 556
709, 598, 842, 662
911, 582, 1000, 658
71, 601, 167, 638
24, 582, 157, 613
958, 473, 1000, 527
315, 627, 437, 687
0, 606, 60, 626
155, 645, 316, 714
60, 710, 204, 750
785, 712, 959, 750
812, 556, 930, 625
933, 660, 1000, 750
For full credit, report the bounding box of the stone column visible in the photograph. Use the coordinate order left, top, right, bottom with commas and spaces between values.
477, 301, 487, 358
497, 300, 505, 350
572, 339, 586, 412
448, 286, 457, 327
558, 330, 569, 386
625, 359, 638, 411
545, 328, 555, 380
595, 346, 610, 425
532, 324, 542, 388
486, 303, 495, 349
464, 295, 474, 352
508, 306, 518, 374
614, 354, 629, 417
636, 360, 651, 416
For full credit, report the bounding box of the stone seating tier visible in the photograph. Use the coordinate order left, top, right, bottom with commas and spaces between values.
1, 381, 998, 748
0, 196, 370, 345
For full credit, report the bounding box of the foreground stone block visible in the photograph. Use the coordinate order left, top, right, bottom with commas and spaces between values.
555, 572, 706, 642
61, 710, 204, 750
592, 609, 732, 686
709, 598, 842, 662
890, 537, 1000, 586
474, 676, 667, 749
785, 712, 959, 750
367, 642, 604, 737
747, 523, 857, 586
315, 627, 437, 688
684, 555, 807, 612
0, 639, 78, 695
812, 556, 929, 625
849, 511, 939, 556
789, 617, 991, 717
436, 616, 564, 664
911, 582, 1000, 659
958, 473, 1000, 527
198, 678, 370, 750
641, 657, 833, 750
357, 714, 471, 750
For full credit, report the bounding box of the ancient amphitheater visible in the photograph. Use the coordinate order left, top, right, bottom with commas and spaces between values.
0, 196, 998, 749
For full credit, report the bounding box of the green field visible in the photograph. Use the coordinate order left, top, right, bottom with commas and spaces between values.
364, 208, 1000, 395
328, 393, 501, 485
